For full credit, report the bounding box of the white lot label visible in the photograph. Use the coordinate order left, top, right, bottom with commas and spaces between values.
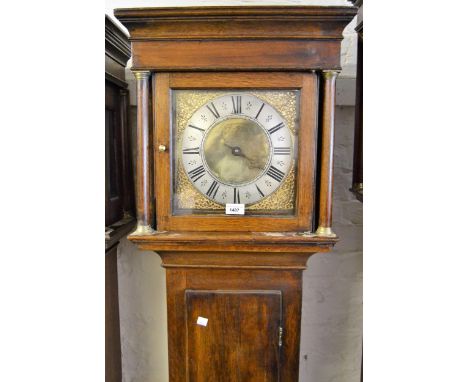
225, 203, 245, 215
196, 316, 208, 327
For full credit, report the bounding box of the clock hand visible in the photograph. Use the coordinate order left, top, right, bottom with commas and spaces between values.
224, 142, 245, 158
224, 143, 265, 169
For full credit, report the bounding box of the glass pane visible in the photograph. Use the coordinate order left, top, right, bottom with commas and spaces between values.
172, 89, 300, 217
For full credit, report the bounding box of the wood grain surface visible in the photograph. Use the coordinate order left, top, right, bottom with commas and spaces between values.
185, 290, 282, 381
115, 6, 356, 71
316, 71, 338, 234
164, 267, 303, 382
154, 72, 317, 232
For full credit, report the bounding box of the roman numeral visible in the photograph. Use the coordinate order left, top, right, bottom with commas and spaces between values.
183, 147, 200, 155
233, 187, 240, 203
255, 103, 265, 119
231, 95, 242, 114
206, 102, 220, 119
256, 184, 265, 198
266, 165, 285, 182
206, 180, 219, 198
268, 122, 285, 135
189, 124, 205, 133
187, 165, 206, 182
273, 147, 291, 155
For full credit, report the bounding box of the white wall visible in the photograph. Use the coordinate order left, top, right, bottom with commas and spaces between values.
108, 1, 362, 381
117, 239, 169, 382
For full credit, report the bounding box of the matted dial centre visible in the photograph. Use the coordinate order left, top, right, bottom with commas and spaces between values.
202, 117, 270, 185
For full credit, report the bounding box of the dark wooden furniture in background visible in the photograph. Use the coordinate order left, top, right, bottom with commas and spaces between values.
105, 15, 135, 382
115, 6, 357, 381
105, 15, 135, 225
350, 0, 363, 202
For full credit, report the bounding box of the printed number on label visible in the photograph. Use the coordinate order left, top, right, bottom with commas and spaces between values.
225, 203, 245, 215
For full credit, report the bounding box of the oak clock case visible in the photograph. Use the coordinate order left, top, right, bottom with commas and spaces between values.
174, 91, 298, 215
115, 5, 357, 382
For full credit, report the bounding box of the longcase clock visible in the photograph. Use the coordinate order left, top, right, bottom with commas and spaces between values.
115, 6, 356, 382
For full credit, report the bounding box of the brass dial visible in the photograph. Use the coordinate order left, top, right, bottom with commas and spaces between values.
203, 117, 270, 185
181, 93, 293, 206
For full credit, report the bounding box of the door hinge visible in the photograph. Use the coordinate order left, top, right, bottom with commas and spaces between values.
279, 326, 283, 347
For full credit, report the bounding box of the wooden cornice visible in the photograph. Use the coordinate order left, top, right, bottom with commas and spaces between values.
114, 6, 357, 41
115, 6, 358, 19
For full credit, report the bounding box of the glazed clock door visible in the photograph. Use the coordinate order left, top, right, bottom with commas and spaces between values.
154, 72, 318, 232
185, 290, 282, 382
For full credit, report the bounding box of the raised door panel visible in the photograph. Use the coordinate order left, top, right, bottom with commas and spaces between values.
185, 290, 282, 382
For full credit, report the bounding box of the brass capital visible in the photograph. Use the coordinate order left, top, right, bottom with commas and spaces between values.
322, 70, 340, 80
132, 70, 151, 80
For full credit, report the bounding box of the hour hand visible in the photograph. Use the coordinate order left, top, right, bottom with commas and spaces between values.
224, 143, 245, 157
225, 144, 264, 169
